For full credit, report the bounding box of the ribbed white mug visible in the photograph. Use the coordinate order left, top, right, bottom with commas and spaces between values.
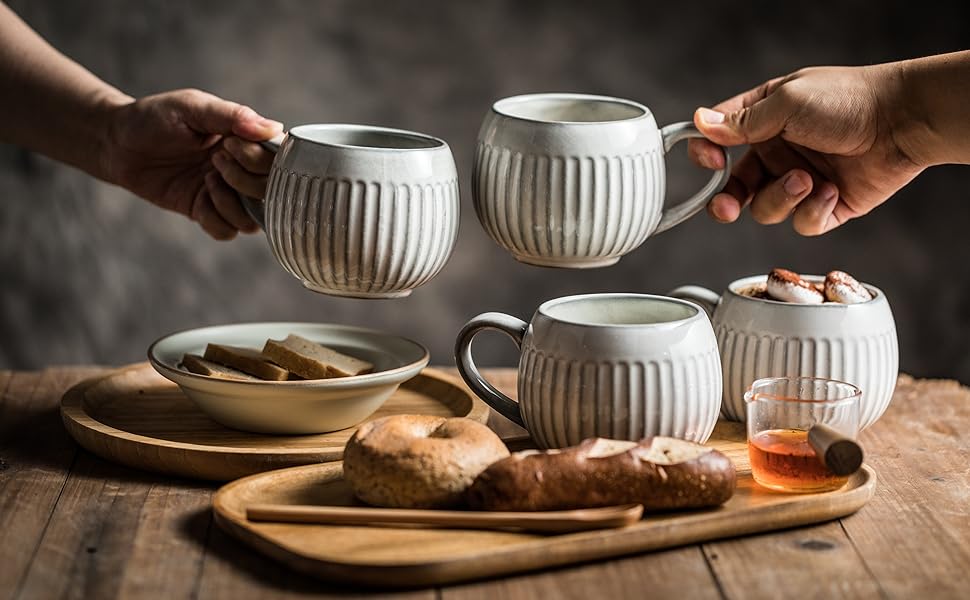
455, 293, 722, 448
670, 275, 898, 429
473, 93, 731, 268
242, 124, 460, 298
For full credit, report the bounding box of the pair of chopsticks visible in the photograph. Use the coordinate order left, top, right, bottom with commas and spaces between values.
246, 503, 644, 534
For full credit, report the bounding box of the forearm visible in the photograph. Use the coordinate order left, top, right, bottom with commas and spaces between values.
0, 2, 131, 180
888, 50, 970, 167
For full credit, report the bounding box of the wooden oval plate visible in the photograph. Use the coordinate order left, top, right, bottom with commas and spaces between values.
60, 362, 488, 481
211, 425, 877, 588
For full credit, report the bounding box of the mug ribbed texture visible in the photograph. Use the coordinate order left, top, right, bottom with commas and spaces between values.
265, 170, 459, 297
472, 143, 664, 266
718, 327, 898, 429
518, 345, 721, 448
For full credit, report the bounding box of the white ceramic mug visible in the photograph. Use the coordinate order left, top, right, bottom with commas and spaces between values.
455, 293, 722, 448
670, 275, 898, 429
242, 124, 460, 299
472, 93, 731, 268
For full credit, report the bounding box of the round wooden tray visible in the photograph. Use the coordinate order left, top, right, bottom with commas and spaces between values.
60, 362, 488, 481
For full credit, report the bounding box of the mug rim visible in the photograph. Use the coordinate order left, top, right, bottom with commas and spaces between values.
491, 93, 653, 125
537, 293, 703, 329
287, 124, 449, 152
726, 274, 885, 308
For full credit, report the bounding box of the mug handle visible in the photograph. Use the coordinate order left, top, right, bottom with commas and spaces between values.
238, 133, 286, 229
654, 122, 732, 234
454, 312, 528, 428
668, 285, 722, 318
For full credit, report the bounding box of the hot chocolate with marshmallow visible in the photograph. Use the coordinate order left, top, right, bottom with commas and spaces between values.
741, 269, 873, 305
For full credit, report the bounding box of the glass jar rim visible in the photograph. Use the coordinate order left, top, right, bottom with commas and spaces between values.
743, 376, 862, 407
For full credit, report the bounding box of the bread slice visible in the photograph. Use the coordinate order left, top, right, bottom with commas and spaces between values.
203, 343, 289, 381
181, 354, 260, 381
262, 334, 373, 379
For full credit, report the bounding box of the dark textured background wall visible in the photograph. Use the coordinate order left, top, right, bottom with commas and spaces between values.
2, 0, 969, 383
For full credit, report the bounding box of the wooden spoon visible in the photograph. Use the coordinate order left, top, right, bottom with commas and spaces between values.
246, 503, 644, 534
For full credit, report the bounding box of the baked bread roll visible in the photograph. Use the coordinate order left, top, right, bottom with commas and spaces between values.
343, 415, 510, 509
467, 437, 735, 512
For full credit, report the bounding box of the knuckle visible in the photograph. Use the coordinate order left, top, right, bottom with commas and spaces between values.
180, 88, 208, 104
773, 84, 798, 106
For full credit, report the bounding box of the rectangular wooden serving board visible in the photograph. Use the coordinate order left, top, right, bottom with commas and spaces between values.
212, 421, 876, 588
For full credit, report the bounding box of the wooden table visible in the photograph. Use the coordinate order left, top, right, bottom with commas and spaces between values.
1, 367, 968, 599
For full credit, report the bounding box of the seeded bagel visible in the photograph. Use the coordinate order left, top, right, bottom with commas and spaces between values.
343, 415, 509, 508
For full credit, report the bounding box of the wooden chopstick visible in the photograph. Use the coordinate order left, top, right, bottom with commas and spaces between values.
245, 503, 644, 533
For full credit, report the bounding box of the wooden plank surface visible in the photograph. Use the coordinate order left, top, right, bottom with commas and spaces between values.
440, 546, 723, 600
0, 367, 106, 600
837, 376, 970, 599
0, 366, 968, 599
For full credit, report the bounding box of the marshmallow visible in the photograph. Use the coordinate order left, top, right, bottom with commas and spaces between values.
766, 268, 824, 304
824, 270, 872, 304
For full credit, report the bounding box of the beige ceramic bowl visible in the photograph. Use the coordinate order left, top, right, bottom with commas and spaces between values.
148, 322, 429, 434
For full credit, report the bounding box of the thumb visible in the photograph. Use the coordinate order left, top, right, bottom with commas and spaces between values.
694, 92, 794, 147
179, 89, 283, 142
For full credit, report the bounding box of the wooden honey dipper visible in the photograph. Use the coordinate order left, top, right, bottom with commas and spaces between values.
808, 423, 864, 476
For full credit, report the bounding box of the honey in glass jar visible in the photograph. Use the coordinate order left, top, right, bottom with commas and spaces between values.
748, 428, 849, 492
745, 377, 861, 493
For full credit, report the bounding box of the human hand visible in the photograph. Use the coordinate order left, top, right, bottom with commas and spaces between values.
687, 64, 924, 235
103, 89, 283, 239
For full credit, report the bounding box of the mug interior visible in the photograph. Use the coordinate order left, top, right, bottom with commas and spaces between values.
540, 294, 697, 327
494, 94, 648, 124
289, 124, 444, 150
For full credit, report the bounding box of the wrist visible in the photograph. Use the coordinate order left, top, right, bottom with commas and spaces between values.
870, 60, 936, 169
89, 88, 134, 184
883, 52, 970, 167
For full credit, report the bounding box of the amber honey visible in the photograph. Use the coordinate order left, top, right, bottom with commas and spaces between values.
748, 429, 849, 492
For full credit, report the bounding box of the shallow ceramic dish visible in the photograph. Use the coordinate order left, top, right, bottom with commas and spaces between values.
148, 322, 429, 434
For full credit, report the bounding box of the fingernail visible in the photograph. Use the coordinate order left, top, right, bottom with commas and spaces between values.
698, 108, 725, 125
710, 194, 738, 223
783, 173, 808, 196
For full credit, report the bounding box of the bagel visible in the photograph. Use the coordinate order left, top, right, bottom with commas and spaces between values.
343, 415, 510, 508
766, 268, 824, 304
824, 270, 873, 304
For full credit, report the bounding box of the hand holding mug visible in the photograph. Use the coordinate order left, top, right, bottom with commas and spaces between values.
105, 88, 283, 240
687, 64, 925, 235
